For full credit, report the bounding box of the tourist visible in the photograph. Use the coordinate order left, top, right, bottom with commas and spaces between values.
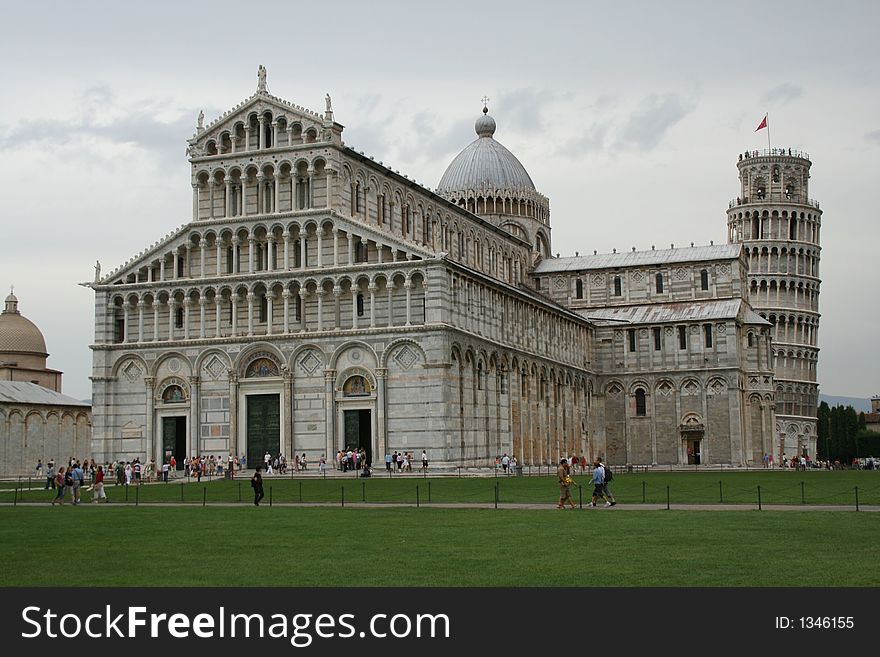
422, 450, 428, 472
228, 453, 235, 480
162, 460, 170, 482
300, 453, 307, 470
580, 454, 587, 473
72, 461, 85, 505
45, 460, 55, 490
92, 465, 108, 503
589, 458, 612, 507
265, 458, 274, 476
501, 453, 509, 473
251, 466, 264, 506
396, 452, 403, 470
385, 452, 392, 471
556, 459, 575, 509
35, 459, 43, 477
319, 455, 326, 475
598, 458, 616, 506
51, 467, 66, 505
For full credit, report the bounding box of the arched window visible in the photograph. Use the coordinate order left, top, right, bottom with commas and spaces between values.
635, 388, 646, 416
259, 295, 267, 323
295, 295, 302, 322
655, 273, 664, 293
748, 332, 754, 347
175, 307, 184, 329
700, 269, 709, 291
613, 276, 622, 297
356, 294, 364, 317
575, 279, 583, 299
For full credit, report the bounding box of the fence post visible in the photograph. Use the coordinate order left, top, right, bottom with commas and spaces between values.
416, 485, 420, 508
428, 481, 432, 503
299, 481, 303, 503
855, 486, 859, 512
13, 485, 17, 506
269, 486, 273, 507
801, 481, 805, 505
578, 485, 583, 510
494, 481, 499, 509
642, 481, 646, 504
341, 486, 345, 508
457, 467, 461, 478
757, 485, 762, 511
666, 485, 670, 510
719, 481, 723, 504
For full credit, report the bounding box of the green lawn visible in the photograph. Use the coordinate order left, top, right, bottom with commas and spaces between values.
4, 470, 879, 506
0, 506, 877, 587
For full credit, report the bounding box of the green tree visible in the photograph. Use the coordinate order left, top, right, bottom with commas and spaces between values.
817, 401, 831, 459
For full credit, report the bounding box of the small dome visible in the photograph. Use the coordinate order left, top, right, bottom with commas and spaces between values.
438, 108, 535, 194
0, 292, 48, 356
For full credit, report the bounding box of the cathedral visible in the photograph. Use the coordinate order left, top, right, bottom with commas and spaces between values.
88, 69, 822, 469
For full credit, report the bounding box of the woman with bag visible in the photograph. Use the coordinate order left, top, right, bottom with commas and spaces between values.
51, 467, 66, 505
556, 459, 576, 510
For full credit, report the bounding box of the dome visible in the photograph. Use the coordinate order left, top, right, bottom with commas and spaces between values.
437, 108, 536, 194
0, 292, 48, 356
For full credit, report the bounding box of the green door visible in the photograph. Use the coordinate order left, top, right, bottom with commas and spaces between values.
162, 416, 186, 468
247, 394, 280, 469
343, 409, 372, 466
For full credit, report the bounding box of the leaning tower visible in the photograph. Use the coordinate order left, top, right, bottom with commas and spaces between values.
726, 148, 822, 460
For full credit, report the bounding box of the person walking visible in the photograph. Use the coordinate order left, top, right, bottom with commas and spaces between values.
51, 467, 66, 505
92, 465, 108, 503
72, 461, 85, 505
598, 458, 616, 506
589, 458, 613, 507
45, 461, 55, 490
421, 450, 429, 472
556, 459, 576, 509
251, 466, 265, 506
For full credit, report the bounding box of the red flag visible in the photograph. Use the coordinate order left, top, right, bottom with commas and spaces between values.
755, 114, 768, 131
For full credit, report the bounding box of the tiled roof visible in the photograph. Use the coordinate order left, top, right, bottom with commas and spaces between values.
582, 299, 768, 325
534, 244, 742, 273
0, 381, 89, 407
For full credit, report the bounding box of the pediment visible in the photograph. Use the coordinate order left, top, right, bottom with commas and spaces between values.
187, 92, 336, 158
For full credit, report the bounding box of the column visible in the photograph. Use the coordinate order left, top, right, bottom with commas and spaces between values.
136, 301, 144, 342
183, 300, 190, 340
237, 184, 243, 216
299, 290, 308, 332
369, 284, 376, 328
376, 368, 387, 464
216, 243, 222, 277
351, 288, 359, 329
214, 298, 222, 338
266, 291, 274, 335
347, 235, 354, 265
300, 235, 307, 268
152, 303, 159, 342
316, 228, 323, 268
332, 286, 341, 330
172, 252, 179, 280
160, 258, 166, 282
307, 170, 314, 209
258, 117, 266, 150
248, 238, 255, 273
185, 245, 192, 278
267, 238, 274, 272
167, 300, 175, 341
244, 125, 251, 152
332, 230, 339, 267
283, 371, 294, 459
232, 238, 240, 273
271, 121, 279, 147
192, 183, 199, 221
199, 297, 207, 339
283, 231, 290, 270
229, 374, 239, 458
189, 376, 200, 456
123, 305, 130, 342
316, 291, 324, 331
324, 369, 336, 461
246, 293, 255, 336
377, 244, 384, 264
208, 180, 216, 219
231, 296, 238, 336
404, 280, 412, 326
144, 377, 158, 465
282, 290, 290, 334
225, 180, 233, 217
200, 243, 206, 278
256, 176, 265, 214
273, 176, 280, 213
387, 283, 393, 327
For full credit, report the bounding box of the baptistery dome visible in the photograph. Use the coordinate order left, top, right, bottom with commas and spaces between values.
437, 107, 536, 194
0, 291, 47, 356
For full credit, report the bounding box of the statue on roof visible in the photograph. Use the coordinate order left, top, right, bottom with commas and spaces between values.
197, 110, 204, 131
257, 65, 267, 93
94, 260, 101, 283
325, 93, 332, 113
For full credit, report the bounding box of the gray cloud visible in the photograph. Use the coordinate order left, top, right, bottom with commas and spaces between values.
560, 121, 610, 157
866, 129, 880, 144
762, 83, 804, 105
495, 88, 555, 134
615, 93, 697, 151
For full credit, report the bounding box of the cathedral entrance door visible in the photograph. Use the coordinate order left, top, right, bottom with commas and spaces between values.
343, 409, 372, 467
162, 416, 186, 469
686, 438, 702, 465
246, 394, 280, 470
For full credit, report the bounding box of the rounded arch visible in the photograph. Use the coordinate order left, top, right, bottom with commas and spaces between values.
381, 338, 428, 369
235, 342, 285, 376
329, 340, 379, 370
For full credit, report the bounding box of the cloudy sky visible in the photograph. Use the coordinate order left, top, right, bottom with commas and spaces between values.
1, 0, 877, 401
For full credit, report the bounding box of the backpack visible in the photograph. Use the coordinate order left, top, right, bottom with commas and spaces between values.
603, 464, 613, 482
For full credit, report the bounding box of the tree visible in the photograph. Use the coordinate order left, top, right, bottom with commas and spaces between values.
817, 401, 831, 459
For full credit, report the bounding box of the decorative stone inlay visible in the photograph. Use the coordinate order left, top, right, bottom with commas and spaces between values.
203, 356, 226, 380
632, 271, 643, 283
299, 350, 321, 375
554, 276, 566, 289
682, 380, 700, 396
673, 268, 687, 280
350, 349, 362, 362
168, 357, 181, 373
606, 382, 623, 396
393, 345, 419, 370
718, 264, 730, 276
639, 328, 648, 337
657, 381, 674, 396
664, 327, 674, 336
708, 379, 727, 395
613, 330, 624, 340
716, 323, 726, 334
123, 361, 142, 383
592, 274, 604, 286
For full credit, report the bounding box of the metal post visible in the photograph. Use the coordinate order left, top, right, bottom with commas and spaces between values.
341, 486, 345, 507
666, 485, 670, 510
801, 481, 805, 505
757, 485, 762, 511
203, 487, 206, 507
269, 486, 273, 507
13, 485, 17, 506
458, 467, 461, 478
855, 486, 859, 512
578, 485, 583, 509
299, 481, 303, 503
642, 481, 647, 504
416, 485, 420, 508
494, 481, 499, 509
719, 481, 723, 504
428, 481, 431, 503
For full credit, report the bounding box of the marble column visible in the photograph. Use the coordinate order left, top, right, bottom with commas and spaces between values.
199, 297, 207, 338
282, 290, 290, 334
189, 376, 200, 456
246, 293, 255, 336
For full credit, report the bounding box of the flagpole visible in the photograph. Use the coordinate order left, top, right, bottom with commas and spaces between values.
766, 111, 771, 151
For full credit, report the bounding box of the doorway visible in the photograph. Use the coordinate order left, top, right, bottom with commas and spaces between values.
162, 416, 186, 469
686, 438, 702, 465
343, 409, 372, 466
247, 394, 280, 469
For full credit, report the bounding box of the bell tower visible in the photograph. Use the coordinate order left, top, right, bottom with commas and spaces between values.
726, 148, 822, 460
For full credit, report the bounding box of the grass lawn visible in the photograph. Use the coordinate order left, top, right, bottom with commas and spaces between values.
0, 506, 877, 587
5, 470, 880, 506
